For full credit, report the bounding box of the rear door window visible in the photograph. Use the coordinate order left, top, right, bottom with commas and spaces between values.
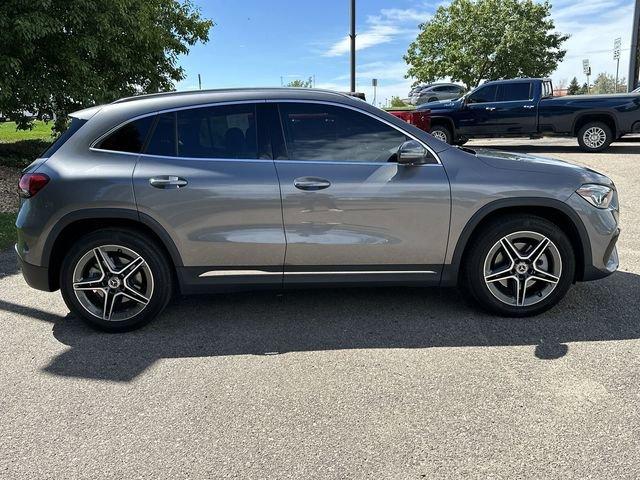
96, 116, 154, 153
496, 82, 532, 102
176, 104, 257, 159
145, 113, 176, 157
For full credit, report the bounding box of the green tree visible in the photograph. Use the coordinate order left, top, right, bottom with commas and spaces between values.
286, 78, 313, 88
0, 0, 213, 132
591, 72, 626, 94
579, 83, 589, 95
567, 77, 581, 95
405, 0, 568, 89
389, 96, 409, 108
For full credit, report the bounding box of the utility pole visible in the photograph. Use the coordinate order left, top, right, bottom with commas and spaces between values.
350, 0, 356, 93
629, 0, 640, 92
198, 74, 202, 90
614, 38, 621, 93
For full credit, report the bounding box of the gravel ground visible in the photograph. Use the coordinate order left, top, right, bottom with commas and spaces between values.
1, 138, 639, 479
0, 165, 20, 213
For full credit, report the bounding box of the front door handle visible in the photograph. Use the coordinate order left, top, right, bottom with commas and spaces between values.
293, 177, 331, 191
149, 176, 188, 189
523, 105, 535, 109
485, 106, 496, 111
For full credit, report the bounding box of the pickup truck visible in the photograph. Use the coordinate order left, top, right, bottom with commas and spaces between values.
385, 108, 431, 133
417, 78, 640, 152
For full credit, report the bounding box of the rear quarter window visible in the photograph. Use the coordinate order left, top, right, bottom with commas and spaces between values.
41, 117, 87, 158
96, 116, 155, 153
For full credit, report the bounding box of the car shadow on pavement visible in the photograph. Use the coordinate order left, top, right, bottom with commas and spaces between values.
3, 269, 630, 382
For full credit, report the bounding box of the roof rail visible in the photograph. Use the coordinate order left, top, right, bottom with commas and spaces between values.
112, 87, 352, 104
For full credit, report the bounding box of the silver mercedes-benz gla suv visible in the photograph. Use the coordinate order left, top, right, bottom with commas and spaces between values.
15, 88, 620, 331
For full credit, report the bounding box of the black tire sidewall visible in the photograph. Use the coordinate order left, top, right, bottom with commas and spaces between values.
430, 125, 452, 144
577, 121, 613, 153
463, 216, 575, 317
60, 229, 172, 332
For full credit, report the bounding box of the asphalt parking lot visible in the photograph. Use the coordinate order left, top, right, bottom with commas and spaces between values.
1, 137, 640, 479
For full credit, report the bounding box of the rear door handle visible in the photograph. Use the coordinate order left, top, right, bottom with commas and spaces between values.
523, 105, 535, 109
149, 176, 188, 189
485, 107, 496, 111
293, 177, 331, 191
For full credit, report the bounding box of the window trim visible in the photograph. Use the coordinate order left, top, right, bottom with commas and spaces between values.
90, 99, 441, 165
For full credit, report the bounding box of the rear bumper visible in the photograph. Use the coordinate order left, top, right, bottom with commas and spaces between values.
15, 245, 54, 291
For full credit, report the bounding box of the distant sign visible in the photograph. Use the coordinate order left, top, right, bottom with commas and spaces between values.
614, 37, 621, 60
583, 59, 591, 75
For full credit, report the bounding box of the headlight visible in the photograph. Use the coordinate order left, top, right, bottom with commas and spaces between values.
576, 184, 614, 209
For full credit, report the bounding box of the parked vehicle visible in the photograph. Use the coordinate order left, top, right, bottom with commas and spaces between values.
386, 108, 431, 132
410, 83, 466, 105
16, 88, 619, 331
418, 78, 640, 151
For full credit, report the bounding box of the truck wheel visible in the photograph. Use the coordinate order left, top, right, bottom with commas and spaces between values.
577, 122, 613, 152
430, 125, 453, 144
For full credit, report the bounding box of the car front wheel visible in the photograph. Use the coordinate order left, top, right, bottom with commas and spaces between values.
60, 229, 173, 332
462, 215, 575, 317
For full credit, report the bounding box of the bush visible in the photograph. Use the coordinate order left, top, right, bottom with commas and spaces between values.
0, 140, 52, 169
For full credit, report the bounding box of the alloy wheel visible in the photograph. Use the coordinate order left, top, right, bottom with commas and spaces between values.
431, 130, 448, 142
582, 126, 607, 149
483, 231, 562, 307
72, 245, 154, 321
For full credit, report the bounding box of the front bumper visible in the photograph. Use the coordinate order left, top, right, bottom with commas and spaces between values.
566, 192, 620, 281
15, 245, 54, 291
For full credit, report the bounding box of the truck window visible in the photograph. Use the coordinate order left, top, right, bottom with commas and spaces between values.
496, 82, 532, 102
467, 85, 497, 104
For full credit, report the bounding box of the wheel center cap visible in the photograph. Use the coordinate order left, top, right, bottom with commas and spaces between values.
108, 277, 121, 289
515, 263, 528, 274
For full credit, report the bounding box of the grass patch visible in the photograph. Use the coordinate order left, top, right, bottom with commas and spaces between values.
0, 122, 54, 169
0, 212, 17, 251
0, 121, 54, 142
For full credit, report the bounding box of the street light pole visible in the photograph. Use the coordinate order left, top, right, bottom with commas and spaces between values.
629, 0, 640, 91
350, 0, 356, 93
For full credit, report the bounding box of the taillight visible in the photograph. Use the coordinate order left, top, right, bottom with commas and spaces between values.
18, 173, 50, 198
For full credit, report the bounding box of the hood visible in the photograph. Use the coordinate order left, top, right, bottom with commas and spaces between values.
472, 148, 613, 186
417, 98, 463, 111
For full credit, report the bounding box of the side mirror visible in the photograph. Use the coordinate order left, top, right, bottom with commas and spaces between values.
398, 140, 429, 165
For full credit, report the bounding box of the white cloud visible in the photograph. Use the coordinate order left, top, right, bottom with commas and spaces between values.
550, 1, 634, 87
322, 6, 431, 57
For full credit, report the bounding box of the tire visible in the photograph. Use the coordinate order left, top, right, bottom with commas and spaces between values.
430, 124, 453, 144
60, 229, 173, 332
461, 215, 575, 317
577, 121, 613, 152
454, 138, 469, 146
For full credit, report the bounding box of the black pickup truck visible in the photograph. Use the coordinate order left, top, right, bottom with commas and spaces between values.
417, 78, 640, 152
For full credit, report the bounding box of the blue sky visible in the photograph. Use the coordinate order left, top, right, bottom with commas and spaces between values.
177, 0, 636, 102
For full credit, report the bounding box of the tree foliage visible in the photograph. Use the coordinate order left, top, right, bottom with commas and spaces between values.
390, 96, 409, 108
567, 77, 581, 95
591, 72, 627, 94
0, 0, 213, 132
286, 78, 314, 88
405, 0, 568, 89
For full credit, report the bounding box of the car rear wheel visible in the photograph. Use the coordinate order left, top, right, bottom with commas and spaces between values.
60, 229, 173, 332
577, 121, 613, 152
462, 215, 575, 317
430, 125, 452, 144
